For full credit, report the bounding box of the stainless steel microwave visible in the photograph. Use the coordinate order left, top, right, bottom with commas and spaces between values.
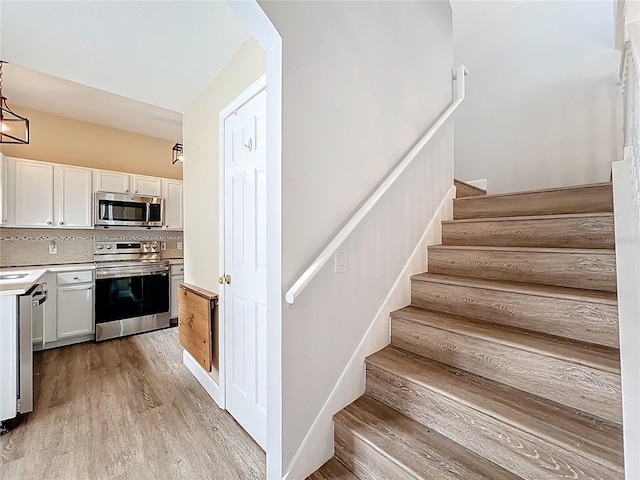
95, 193, 164, 228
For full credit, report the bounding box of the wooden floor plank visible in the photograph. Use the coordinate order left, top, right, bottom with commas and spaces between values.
428, 245, 617, 292
391, 307, 621, 424
453, 182, 613, 219
335, 395, 519, 480
365, 347, 623, 480
442, 212, 614, 249
307, 458, 358, 480
0, 328, 265, 480
411, 272, 619, 348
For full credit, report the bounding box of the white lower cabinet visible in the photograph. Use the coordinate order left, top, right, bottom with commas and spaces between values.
37, 269, 95, 350
57, 284, 94, 339
170, 263, 184, 319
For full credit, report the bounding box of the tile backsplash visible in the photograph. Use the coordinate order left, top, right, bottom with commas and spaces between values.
0, 228, 183, 267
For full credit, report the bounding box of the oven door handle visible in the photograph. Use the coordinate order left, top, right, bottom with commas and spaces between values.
96, 270, 168, 280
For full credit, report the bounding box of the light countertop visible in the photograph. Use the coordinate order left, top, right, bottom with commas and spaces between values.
0, 263, 95, 296
166, 258, 184, 265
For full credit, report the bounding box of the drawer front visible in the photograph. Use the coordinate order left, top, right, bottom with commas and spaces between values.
57, 270, 93, 285
170, 264, 184, 276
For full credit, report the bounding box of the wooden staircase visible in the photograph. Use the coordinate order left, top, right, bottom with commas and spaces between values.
309, 182, 623, 480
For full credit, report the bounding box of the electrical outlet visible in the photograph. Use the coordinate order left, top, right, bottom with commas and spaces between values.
48, 242, 58, 255
177, 241, 183, 250
160, 242, 167, 251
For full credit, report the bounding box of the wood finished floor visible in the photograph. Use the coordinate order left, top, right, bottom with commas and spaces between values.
0, 328, 265, 480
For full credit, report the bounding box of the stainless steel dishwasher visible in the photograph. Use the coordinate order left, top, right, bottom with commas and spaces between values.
1, 282, 47, 434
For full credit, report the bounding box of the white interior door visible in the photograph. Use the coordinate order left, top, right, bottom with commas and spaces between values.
223, 86, 267, 450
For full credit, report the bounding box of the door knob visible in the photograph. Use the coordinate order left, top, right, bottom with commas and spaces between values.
218, 276, 225, 285
218, 275, 232, 285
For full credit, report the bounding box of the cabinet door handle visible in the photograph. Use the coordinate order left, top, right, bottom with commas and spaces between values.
47, 220, 52, 225
59, 221, 64, 225
134, 190, 138, 194
73, 276, 79, 280
125, 189, 129, 193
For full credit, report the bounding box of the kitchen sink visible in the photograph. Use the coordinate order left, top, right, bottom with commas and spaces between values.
0, 273, 29, 280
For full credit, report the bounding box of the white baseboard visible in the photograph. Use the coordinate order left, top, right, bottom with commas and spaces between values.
183, 349, 224, 409
282, 185, 455, 480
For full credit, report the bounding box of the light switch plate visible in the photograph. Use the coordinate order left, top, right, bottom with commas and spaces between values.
48, 243, 58, 255
177, 241, 183, 250
335, 245, 348, 273
160, 242, 167, 251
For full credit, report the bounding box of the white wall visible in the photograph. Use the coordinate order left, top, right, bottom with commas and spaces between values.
183, 37, 266, 382
612, 159, 640, 480
183, 37, 266, 294
259, 2, 454, 477
453, 1, 622, 194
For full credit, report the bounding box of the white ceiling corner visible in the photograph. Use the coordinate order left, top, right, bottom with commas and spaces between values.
0, 0, 251, 140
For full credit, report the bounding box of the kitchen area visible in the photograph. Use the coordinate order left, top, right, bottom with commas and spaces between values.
0, 155, 184, 432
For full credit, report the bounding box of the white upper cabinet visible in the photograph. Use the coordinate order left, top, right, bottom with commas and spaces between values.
163, 179, 183, 230
11, 158, 55, 227
54, 166, 93, 228
5, 158, 182, 231
132, 175, 163, 197
94, 171, 163, 197
94, 170, 130, 194
0, 154, 7, 226
7, 158, 92, 229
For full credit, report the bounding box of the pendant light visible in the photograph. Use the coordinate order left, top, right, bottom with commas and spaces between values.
0, 61, 29, 144
172, 143, 184, 165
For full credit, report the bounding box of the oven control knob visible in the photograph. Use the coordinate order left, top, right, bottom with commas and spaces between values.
106, 245, 112, 249
96, 244, 104, 250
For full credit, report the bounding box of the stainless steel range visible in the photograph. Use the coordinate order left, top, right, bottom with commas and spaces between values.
94, 241, 170, 342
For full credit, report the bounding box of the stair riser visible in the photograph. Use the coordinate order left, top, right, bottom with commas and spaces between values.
334, 423, 414, 480
391, 317, 622, 424
453, 184, 613, 220
428, 248, 617, 292
365, 364, 622, 480
442, 216, 614, 249
411, 280, 619, 348
454, 180, 486, 198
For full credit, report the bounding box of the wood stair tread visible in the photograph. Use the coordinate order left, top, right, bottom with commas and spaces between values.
453, 182, 612, 202
454, 179, 487, 198
452, 182, 613, 220
307, 458, 357, 480
410, 272, 618, 305
366, 347, 624, 472
336, 395, 519, 480
391, 306, 620, 374
442, 212, 613, 224
429, 244, 616, 255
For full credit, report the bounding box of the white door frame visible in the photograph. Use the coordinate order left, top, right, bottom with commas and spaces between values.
217, 74, 267, 411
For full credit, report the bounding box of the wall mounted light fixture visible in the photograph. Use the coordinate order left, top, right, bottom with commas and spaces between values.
172, 143, 183, 165
0, 61, 29, 144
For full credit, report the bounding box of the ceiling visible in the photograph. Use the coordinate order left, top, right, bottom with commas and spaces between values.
0, 1, 251, 140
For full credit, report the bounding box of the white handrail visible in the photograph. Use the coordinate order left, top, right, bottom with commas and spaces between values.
285, 64, 468, 305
